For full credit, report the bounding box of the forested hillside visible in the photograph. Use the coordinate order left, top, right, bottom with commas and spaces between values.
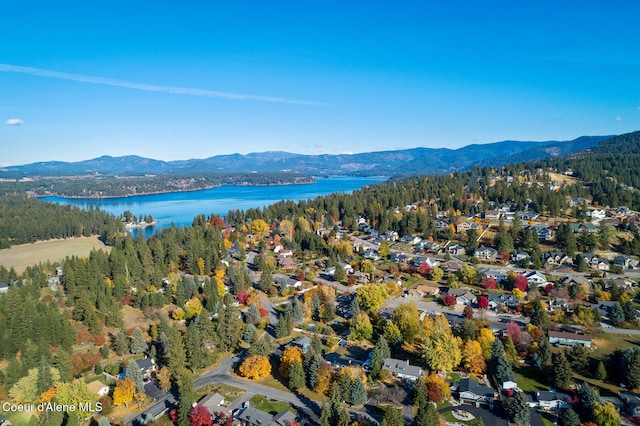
534, 131, 640, 209
0, 196, 123, 248
0, 172, 313, 198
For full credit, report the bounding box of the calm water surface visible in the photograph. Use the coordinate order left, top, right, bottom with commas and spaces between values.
42, 177, 386, 232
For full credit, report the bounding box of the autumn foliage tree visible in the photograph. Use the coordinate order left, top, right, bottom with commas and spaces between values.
189, 404, 213, 426
239, 355, 271, 380
113, 378, 135, 406
478, 295, 489, 310
279, 346, 303, 379
481, 277, 497, 290
513, 274, 528, 292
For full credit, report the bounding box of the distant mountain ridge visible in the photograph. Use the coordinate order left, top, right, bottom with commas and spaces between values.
0, 135, 612, 178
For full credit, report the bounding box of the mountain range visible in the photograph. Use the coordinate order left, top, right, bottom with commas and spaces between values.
0, 135, 610, 178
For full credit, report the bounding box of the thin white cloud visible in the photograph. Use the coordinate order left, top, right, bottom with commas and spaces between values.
0, 63, 323, 106
5, 118, 23, 125
616, 116, 623, 121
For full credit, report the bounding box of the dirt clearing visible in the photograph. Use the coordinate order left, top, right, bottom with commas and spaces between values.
0, 236, 110, 273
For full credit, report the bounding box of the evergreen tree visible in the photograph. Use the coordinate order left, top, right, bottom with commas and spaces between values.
275, 314, 288, 339
53, 349, 72, 383
217, 294, 244, 352
530, 298, 550, 331
558, 408, 580, 426
321, 303, 336, 323
312, 294, 321, 321
380, 407, 404, 426
126, 360, 145, 393
349, 297, 360, 319
288, 360, 305, 390
487, 339, 512, 384
594, 361, 608, 381
304, 351, 322, 389
248, 335, 273, 357
36, 357, 53, 395
506, 391, 530, 426
258, 268, 274, 292
349, 379, 367, 406
113, 328, 128, 356
567, 344, 589, 375
609, 302, 625, 325
291, 297, 304, 324
246, 303, 261, 325
370, 336, 391, 379
130, 328, 148, 355
575, 382, 600, 419
552, 352, 572, 389
535, 338, 552, 367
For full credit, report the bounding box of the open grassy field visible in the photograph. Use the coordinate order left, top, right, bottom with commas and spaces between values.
0, 236, 110, 273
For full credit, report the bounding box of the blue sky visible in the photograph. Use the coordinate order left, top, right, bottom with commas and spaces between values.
1, 1, 640, 166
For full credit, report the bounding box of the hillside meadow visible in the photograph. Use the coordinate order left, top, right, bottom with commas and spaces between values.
0, 236, 110, 273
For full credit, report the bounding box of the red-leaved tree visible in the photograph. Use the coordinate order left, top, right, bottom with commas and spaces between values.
189, 404, 212, 426
443, 294, 456, 306
478, 295, 489, 310
506, 320, 521, 346
481, 277, 497, 290
419, 262, 431, 276
513, 274, 529, 292
236, 291, 249, 305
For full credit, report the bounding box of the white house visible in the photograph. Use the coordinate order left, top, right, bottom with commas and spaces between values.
535, 391, 571, 411
523, 271, 547, 287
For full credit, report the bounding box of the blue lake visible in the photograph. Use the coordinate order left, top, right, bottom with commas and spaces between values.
42, 176, 386, 233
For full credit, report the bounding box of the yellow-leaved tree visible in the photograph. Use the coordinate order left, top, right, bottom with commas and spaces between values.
250, 219, 270, 238
462, 339, 486, 374
279, 346, 303, 379
239, 355, 272, 380
184, 297, 203, 319
113, 378, 135, 407
420, 314, 462, 372
477, 327, 496, 360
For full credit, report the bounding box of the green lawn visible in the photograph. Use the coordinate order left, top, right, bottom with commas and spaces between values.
250, 395, 295, 415
514, 366, 548, 392
196, 383, 245, 402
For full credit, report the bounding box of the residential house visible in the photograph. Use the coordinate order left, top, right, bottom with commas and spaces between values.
484, 210, 502, 220
474, 245, 498, 260
0, 282, 8, 294
382, 358, 423, 381
400, 235, 422, 245
446, 244, 465, 256
413, 256, 440, 269
456, 220, 473, 233
614, 254, 639, 270
390, 252, 412, 263
519, 211, 540, 221
535, 391, 571, 411
408, 284, 440, 298
363, 248, 381, 260
236, 407, 296, 426
418, 240, 440, 252
513, 252, 530, 264
274, 275, 301, 290
382, 230, 399, 241
527, 224, 553, 242
447, 289, 477, 306
487, 293, 519, 310
579, 253, 610, 271
440, 260, 464, 273
589, 209, 607, 219
544, 252, 573, 267
288, 336, 312, 352
276, 255, 296, 269
478, 268, 507, 283
499, 375, 518, 391
523, 271, 547, 287
590, 301, 620, 320
570, 223, 597, 234
137, 358, 156, 378
456, 378, 496, 405
199, 392, 226, 415
87, 381, 110, 397
325, 352, 365, 370
548, 331, 592, 348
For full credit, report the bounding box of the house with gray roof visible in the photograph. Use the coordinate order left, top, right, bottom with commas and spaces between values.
382, 358, 423, 381
456, 378, 496, 404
